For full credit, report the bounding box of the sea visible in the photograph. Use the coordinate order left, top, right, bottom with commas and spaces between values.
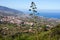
23, 10, 60, 19
37, 12, 60, 19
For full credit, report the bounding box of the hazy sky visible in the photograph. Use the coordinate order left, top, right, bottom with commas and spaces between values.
0, 0, 60, 11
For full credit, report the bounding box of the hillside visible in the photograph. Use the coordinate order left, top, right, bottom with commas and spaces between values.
0, 6, 25, 17
0, 6, 60, 40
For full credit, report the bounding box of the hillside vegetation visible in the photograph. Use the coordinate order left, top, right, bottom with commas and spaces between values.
0, 20, 60, 40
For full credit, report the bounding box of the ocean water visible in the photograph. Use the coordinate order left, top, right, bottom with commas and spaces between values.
24, 11, 60, 19
36, 12, 60, 19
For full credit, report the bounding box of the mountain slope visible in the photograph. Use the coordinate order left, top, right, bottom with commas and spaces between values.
0, 6, 24, 16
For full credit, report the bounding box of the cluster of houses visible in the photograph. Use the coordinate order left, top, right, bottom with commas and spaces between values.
0, 16, 34, 25
0, 16, 22, 24
0, 16, 54, 30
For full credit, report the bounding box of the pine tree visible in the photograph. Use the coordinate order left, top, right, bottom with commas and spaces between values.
29, 2, 39, 40
29, 2, 37, 16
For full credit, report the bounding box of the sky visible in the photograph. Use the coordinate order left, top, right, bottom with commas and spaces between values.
0, 0, 60, 11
